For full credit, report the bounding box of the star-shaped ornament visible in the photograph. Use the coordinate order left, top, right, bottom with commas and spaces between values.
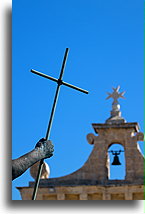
106, 86, 125, 102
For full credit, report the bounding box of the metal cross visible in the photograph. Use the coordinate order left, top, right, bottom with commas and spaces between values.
30, 48, 88, 200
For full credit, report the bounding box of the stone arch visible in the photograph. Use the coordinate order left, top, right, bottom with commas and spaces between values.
108, 141, 124, 149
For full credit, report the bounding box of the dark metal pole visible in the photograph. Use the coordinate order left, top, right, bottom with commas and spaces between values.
45, 48, 69, 140
31, 84, 61, 200
32, 48, 69, 200
31, 159, 44, 200
45, 84, 61, 140
31, 48, 88, 200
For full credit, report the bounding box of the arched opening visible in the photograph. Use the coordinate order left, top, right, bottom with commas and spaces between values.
107, 143, 126, 180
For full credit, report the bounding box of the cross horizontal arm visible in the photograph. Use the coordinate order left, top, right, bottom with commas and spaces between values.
31, 69, 58, 83
30, 69, 89, 94
62, 81, 88, 94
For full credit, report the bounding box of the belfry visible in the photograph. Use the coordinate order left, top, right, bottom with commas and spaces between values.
17, 86, 144, 200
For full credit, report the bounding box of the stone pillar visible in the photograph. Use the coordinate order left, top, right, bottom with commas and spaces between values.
103, 192, 111, 200
79, 193, 88, 200
125, 131, 144, 181
125, 192, 133, 200
57, 193, 65, 200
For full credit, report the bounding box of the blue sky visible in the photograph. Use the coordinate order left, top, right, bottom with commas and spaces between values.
12, 0, 144, 200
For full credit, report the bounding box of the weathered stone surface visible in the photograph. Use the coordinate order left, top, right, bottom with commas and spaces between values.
17, 105, 144, 200
17, 184, 144, 200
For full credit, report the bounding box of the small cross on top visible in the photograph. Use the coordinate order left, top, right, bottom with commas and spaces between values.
106, 86, 125, 104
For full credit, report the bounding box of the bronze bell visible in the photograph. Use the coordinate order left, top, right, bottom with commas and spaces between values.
112, 153, 121, 165
108, 150, 124, 165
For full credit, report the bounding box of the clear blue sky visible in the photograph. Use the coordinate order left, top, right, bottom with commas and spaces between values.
12, 0, 144, 200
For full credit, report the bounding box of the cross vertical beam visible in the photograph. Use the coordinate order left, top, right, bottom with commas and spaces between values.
45, 48, 69, 140
30, 48, 88, 200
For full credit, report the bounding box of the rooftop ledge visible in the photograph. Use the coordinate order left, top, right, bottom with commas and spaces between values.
92, 122, 140, 133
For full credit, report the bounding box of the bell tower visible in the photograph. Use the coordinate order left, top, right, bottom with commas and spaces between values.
18, 86, 144, 200
87, 86, 144, 183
